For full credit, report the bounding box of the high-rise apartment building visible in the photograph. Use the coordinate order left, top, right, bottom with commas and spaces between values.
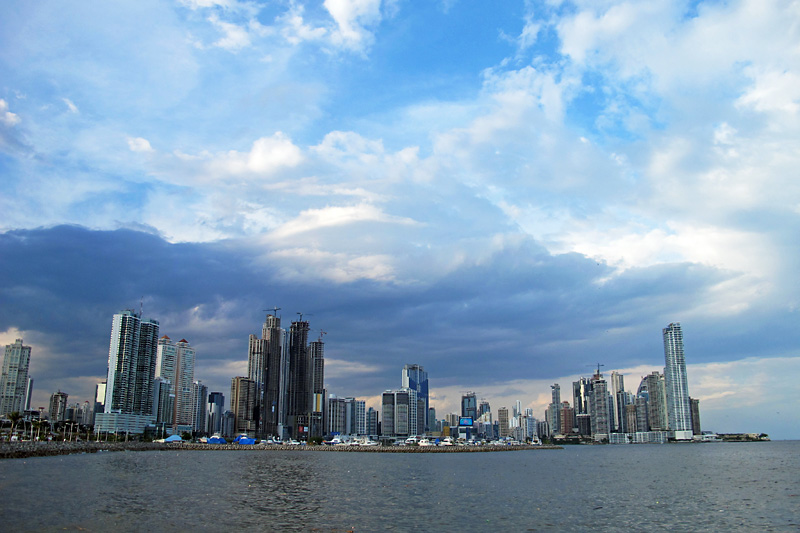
497, 406, 510, 438
49, 390, 69, 423
96, 310, 160, 435
572, 377, 590, 416
0, 339, 32, 417
207, 392, 225, 436
155, 336, 195, 429
152, 377, 174, 426
248, 313, 285, 438
559, 401, 574, 435
589, 371, 610, 441
285, 320, 311, 439
478, 400, 491, 418
244, 313, 325, 440
308, 336, 326, 439
461, 391, 477, 419
402, 364, 429, 431
610, 371, 626, 433
547, 384, 561, 436
625, 403, 638, 433
231, 376, 257, 436
690, 398, 701, 436
663, 322, 693, 440
366, 407, 379, 436
641, 371, 668, 431
381, 388, 418, 438
327, 396, 365, 436
191, 381, 208, 434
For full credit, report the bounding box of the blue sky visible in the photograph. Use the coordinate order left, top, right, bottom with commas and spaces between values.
1, 0, 798, 439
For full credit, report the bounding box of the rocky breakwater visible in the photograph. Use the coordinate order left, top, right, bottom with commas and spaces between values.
173, 443, 562, 453
1, 441, 562, 459
0, 440, 171, 460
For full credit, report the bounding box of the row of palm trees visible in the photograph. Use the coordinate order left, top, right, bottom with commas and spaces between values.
1, 412, 92, 441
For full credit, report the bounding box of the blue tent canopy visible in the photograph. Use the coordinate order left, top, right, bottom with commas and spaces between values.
164, 435, 182, 442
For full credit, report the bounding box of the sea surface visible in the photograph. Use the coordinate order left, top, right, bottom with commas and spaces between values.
0, 441, 798, 532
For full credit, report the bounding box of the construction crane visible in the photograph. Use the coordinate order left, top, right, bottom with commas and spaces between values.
296, 311, 313, 322
588, 363, 605, 377
318, 330, 327, 342
262, 306, 281, 316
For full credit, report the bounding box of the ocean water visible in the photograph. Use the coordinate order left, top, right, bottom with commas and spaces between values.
0, 441, 798, 531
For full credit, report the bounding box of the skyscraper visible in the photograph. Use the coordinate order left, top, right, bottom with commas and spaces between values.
497, 406, 510, 438
461, 391, 477, 419
366, 406, 379, 436
155, 336, 195, 429
248, 313, 284, 438
327, 396, 365, 436
402, 364, 429, 431
191, 381, 208, 434
690, 398, 701, 436
152, 377, 174, 426
0, 339, 32, 417
49, 390, 69, 423
663, 322, 693, 440
640, 371, 668, 431
547, 384, 561, 436
610, 371, 625, 433
572, 377, 590, 416
207, 392, 225, 436
308, 335, 326, 438
559, 401, 574, 435
381, 388, 418, 438
286, 320, 311, 439
96, 310, 159, 435
231, 376, 257, 436
588, 371, 610, 441
478, 399, 491, 418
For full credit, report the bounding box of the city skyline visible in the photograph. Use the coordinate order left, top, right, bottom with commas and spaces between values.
1, 1, 798, 440
0, 313, 777, 440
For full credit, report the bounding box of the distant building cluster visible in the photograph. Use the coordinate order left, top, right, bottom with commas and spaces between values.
538, 322, 701, 443
1, 313, 702, 444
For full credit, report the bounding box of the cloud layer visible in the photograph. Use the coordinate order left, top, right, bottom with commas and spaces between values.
0, 0, 798, 438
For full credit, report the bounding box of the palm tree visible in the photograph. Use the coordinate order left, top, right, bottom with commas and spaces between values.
7, 412, 22, 440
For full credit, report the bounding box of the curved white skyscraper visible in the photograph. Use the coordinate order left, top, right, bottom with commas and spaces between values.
663, 322, 693, 440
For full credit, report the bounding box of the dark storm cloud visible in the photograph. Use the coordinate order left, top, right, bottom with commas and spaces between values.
5, 224, 790, 407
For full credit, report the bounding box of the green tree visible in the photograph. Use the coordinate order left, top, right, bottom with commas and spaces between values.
7, 412, 22, 439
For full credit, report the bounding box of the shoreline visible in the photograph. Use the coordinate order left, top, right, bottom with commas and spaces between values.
0, 441, 562, 460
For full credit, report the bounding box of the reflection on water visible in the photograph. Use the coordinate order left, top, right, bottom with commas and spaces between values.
0, 442, 798, 531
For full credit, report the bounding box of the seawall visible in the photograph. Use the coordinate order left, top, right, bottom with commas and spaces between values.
0, 441, 560, 459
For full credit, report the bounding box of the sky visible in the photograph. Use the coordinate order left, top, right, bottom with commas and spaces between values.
1, 0, 798, 439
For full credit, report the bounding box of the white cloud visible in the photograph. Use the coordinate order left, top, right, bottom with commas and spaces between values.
323, 0, 383, 52
279, 5, 328, 45
127, 136, 154, 153
180, 0, 237, 8
268, 247, 397, 282
207, 132, 304, 176
269, 203, 418, 240
737, 67, 800, 114
0, 99, 21, 126
324, 357, 382, 379
208, 13, 252, 50
62, 98, 79, 114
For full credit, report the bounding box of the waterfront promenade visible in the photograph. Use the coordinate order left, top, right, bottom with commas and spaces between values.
0, 440, 561, 459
